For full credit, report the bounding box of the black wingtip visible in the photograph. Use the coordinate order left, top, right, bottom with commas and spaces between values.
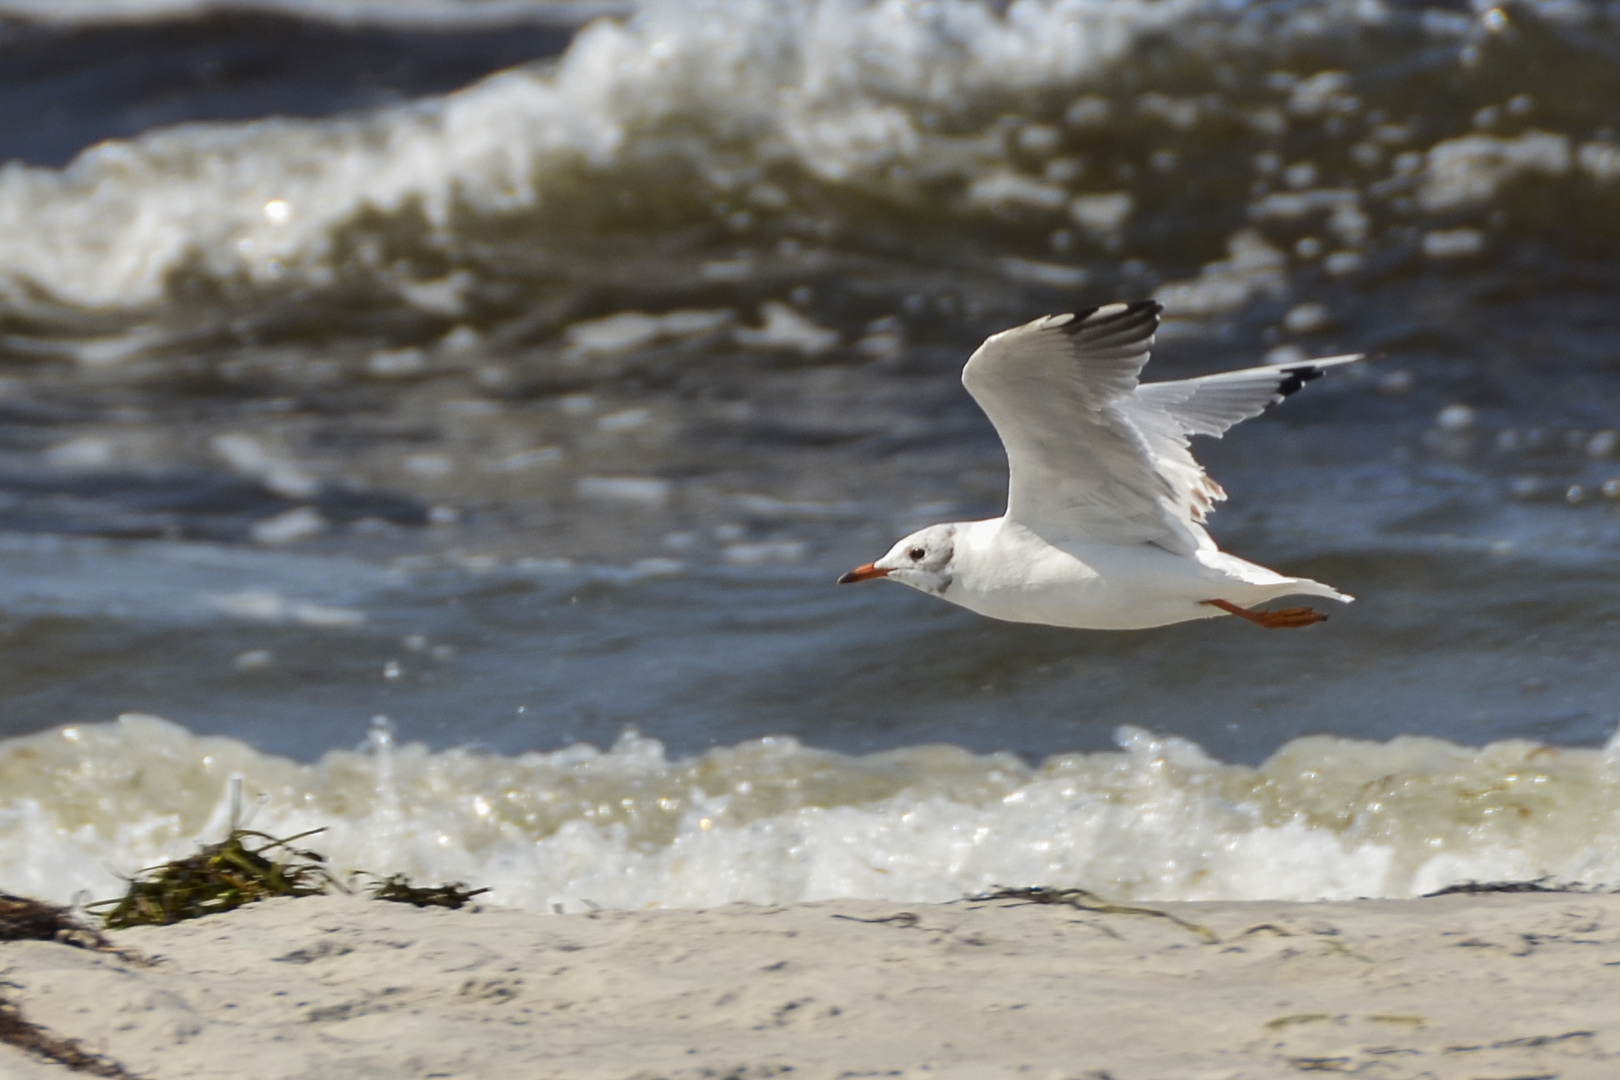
1274, 365, 1327, 398
1058, 299, 1162, 342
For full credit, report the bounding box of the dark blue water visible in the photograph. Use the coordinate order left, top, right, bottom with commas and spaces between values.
0, 12, 578, 166
0, 0, 1618, 767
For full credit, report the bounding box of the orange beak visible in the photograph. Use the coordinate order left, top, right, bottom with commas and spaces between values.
837, 562, 890, 584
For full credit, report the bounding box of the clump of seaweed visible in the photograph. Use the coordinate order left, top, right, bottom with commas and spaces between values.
88, 828, 339, 929
1, 891, 147, 966
362, 872, 489, 910
80, 824, 496, 929
2, 892, 109, 950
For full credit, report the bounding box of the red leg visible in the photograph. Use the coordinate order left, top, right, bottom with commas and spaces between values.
1203, 598, 1327, 629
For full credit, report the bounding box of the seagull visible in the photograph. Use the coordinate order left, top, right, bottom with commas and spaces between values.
837, 300, 1359, 630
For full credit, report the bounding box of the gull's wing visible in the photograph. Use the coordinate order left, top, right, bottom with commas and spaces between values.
1118, 352, 1363, 533
1130, 354, 1363, 438
962, 301, 1193, 550
962, 300, 1360, 554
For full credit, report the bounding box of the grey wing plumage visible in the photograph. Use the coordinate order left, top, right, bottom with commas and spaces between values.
962, 299, 1361, 555
1130, 354, 1363, 438
1118, 353, 1361, 525
962, 300, 1201, 551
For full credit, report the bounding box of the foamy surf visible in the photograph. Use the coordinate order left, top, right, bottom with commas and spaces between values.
3, 713, 1617, 912
0, 0, 1181, 312
7, 0, 1613, 326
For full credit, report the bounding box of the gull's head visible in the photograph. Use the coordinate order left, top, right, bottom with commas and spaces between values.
837, 523, 957, 596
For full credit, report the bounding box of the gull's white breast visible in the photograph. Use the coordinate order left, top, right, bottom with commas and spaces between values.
944, 518, 1336, 631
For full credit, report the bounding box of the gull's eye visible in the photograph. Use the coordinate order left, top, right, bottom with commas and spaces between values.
909, 547, 926, 561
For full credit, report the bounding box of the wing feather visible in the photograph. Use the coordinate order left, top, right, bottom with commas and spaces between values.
1119, 352, 1362, 525
962, 301, 1197, 550
1132, 354, 1362, 438
962, 300, 1359, 554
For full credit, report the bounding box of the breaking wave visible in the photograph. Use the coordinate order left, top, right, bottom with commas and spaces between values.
5, 0, 1619, 335
4, 713, 1618, 912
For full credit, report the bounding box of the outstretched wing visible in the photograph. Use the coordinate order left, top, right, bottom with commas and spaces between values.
1130, 354, 1363, 438
962, 301, 1196, 550
1117, 353, 1362, 530
962, 300, 1360, 554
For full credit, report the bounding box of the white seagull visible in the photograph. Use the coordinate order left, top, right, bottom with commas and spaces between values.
838, 300, 1359, 630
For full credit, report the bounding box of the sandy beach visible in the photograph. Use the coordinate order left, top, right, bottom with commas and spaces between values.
3, 891, 1618, 1079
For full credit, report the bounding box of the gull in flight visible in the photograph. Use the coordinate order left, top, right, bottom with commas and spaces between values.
838, 300, 1359, 630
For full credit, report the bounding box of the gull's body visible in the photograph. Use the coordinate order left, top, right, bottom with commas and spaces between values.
925, 517, 1345, 630
839, 300, 1358, 630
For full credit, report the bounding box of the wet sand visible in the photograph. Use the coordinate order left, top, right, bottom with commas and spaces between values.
3, 891, 1618, 1079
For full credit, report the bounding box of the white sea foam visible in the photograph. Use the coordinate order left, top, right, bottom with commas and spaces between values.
1, 0, 1614, 328
3, 714, 1618, 912
0, 0, 1198, 313
1418, 131, 1572, 213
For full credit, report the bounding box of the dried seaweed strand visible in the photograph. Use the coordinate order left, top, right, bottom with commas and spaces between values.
361, 872, 490, 909
972, 885, 1219, 943
0, 994, 146, 1079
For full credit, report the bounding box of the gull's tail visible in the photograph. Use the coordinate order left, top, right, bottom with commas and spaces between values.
1204, 550, 1354, 605
1280, 576, 1354, 604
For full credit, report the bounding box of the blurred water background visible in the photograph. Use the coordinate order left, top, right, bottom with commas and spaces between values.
2, 0, 1620, 910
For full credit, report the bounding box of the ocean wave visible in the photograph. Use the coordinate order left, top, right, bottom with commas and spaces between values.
0, 0, 1187, 309
6, 0, 1615, 333
4, 713, 1617, 911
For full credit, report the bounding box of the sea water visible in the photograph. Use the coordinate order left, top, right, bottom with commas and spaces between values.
1, 0, 1619, 908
